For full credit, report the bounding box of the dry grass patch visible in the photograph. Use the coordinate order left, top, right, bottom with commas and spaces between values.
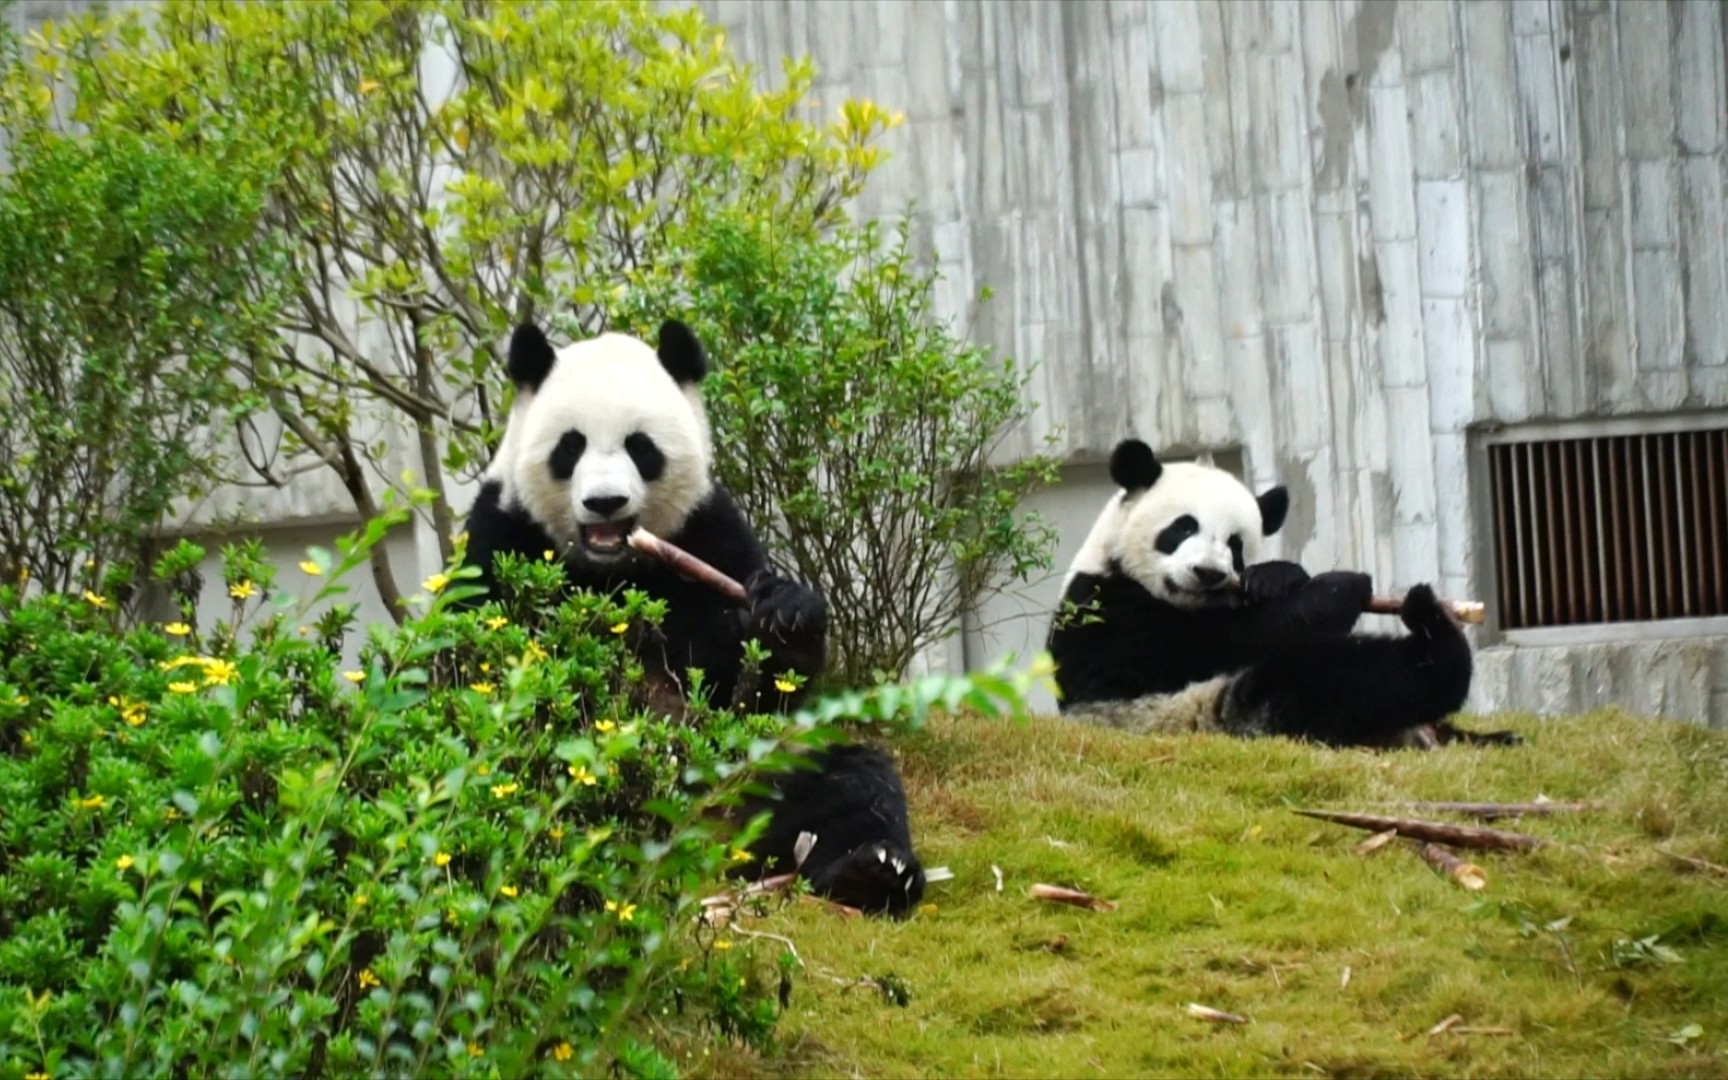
696, 708, 1728, 1079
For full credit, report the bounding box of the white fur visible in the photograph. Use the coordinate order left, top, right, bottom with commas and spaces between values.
1063, 677, 1230, 734
488, 331, 713, 547
1077, 461, 1268, 609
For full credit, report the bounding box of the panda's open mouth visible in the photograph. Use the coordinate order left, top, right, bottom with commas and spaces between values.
579, 518, 637, 555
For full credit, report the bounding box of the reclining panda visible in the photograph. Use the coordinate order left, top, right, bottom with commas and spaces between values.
1046, 439, 1518, 750
460, 319, 925, 915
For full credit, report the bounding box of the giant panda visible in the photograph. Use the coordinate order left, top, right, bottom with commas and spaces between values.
460, 320, 926, 913
1045, 438, 1519, 750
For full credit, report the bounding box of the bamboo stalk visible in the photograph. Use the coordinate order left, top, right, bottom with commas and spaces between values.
1292, 808, 1546, 852
628, 528, 748, 604
1414, 842, 1489, 891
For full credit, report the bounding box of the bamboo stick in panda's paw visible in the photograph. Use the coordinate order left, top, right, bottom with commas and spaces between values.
627, 527, 749, 604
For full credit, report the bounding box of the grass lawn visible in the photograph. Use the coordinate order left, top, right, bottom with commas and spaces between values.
703, 709, 1728, 1078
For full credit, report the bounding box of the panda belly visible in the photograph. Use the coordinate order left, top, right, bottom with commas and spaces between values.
1061, 677, 1234, 736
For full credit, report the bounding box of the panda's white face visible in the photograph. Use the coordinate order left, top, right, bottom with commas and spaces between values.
1068, 441, 1286, 610
491, 329, 712, 562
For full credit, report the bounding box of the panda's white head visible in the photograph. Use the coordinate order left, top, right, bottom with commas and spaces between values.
1069, 439, 1290, 609
488, 320, 713, 562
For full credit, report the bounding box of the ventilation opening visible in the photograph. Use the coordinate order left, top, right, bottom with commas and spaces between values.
1487, 426, 1728, 630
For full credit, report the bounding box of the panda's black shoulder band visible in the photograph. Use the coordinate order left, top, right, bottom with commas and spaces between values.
1109, 438, 1161, 492
507, 323, 557, 391
657, 319, 708, 385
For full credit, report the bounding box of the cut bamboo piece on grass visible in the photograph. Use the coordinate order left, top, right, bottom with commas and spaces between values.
1415, 842, 1488, 891
1029, 883, 1117, 912
1657, 849, 1728, 877
1184, 1003, 1249, 1025
1362, 800, 1599, 820
1292, 808, 1546, 852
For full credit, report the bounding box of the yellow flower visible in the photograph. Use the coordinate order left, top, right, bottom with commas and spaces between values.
594, 719, 616, 734
774, 678, 798, 694
713, 938, 733, 951
524, 640, 549, 664
542, 549, 556, 561
491, 782, 519, 799
12, 694, 28, 707
469, 681, 495, 694
610, 621, 629, 635
729, 847, 755, 864
552, 1042, 574, 1062
115, 854, 135, 871
78, 794, 105, 810
343, 670, 366, 684
200, 659, 237, 686
357, 968, 381, 989
353, 894, 369, 907
423, 572, 451, 593
568, 764, 597, 787
82, 590, 108, 609
26, 1072, 50, 1080
604, 899, 636, 923
163, 621, 192, 637
467, 1042, 483, 1057
484, 615, 509, 630
549, 825, 565, 840
168, 681, 199, 694
228, 580, 257, 600
299, 560, 323, 576
918, 902, 938, 915
433, 851, 451, 867
109, 696, 147, 727
476, 762, 490, 776
499, 884, 519, 899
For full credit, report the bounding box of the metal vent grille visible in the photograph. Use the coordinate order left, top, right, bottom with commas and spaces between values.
1487, 428, 1728, 630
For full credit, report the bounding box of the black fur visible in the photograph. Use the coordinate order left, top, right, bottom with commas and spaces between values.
735, 744, 925, 917
462, 479, 826, 710
656, 319, 707, 386
507, 323, 557, 391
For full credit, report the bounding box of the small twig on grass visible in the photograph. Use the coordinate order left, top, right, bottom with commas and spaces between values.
1425, 1014, 1463, 1037
1030, 883, 1117, 912
1352, 828, 1400, 856
1293, 808, 1546, 852
1657, 848, 1728, 878
1339, 966, 1351, 991
728, 925, 803, 967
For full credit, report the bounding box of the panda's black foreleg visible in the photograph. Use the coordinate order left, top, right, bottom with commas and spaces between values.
740, 570, 829, 703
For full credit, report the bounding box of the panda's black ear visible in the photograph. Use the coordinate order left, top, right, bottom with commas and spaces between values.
1109, 439, 1162, 492
657, 319, 708, 386
507, 323, 556, 391
1257, 486, 1290, 537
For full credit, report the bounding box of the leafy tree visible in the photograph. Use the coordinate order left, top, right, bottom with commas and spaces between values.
0, 0, 897, 619
0, 118, 285, 597
615, 212, 1060, 685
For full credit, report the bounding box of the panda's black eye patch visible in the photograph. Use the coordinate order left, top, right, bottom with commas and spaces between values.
624, 432, 665, 482
548, 430, 586, 480
1154, 515, 1200, 555
1229, 534, 1245, 573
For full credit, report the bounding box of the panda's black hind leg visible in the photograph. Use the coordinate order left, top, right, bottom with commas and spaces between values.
1399, 584, 1521, 749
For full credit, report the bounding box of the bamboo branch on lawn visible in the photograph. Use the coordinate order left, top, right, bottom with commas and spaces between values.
1292, 808, 1546, 852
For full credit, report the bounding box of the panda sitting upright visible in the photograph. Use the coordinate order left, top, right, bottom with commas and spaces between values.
460, 319, 925, 914
1045, 439, 1518, 750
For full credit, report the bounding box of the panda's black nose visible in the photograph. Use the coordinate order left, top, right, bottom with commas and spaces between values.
583, 495, 629, 518
1192, 566, 1227, 588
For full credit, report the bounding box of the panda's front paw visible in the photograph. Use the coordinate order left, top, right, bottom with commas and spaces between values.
1240, 560, 1310, 605
744, 570, 828, 647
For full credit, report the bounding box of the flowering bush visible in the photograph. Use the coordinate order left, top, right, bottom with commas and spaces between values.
0, 511, 1031, 1077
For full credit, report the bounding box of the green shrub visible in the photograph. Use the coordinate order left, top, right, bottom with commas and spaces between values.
615, 211, 1060, 685
0, 511, 1031, 1077
0, 121, 284, 596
